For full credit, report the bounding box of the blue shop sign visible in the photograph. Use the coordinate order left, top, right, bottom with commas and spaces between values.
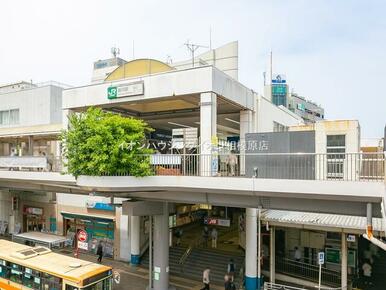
86, 201, 115, 211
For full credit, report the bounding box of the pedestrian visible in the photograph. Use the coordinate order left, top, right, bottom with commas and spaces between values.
227, 258, 236, 280
211, 228, 218, 249
224, 274, 236, 290
294, 246, 301, 262
97, 240, 103, 263
362, 259, 372, 287
202, 226, 209, 248
201, 268, 210, 290
226, 150, 238, 176
175, 228, 183, 247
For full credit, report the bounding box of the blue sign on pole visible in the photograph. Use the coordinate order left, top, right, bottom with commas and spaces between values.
318, 252, 325, 265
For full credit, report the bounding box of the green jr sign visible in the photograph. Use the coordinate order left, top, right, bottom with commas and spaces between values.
107, 86, 118, 99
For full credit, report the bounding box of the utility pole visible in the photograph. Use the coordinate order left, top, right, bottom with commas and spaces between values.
184, 41, 208, 67
270, 50, 273, 85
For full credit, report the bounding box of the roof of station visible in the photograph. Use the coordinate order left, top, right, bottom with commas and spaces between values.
262, 209, 385, 234
105, 58, 174, 81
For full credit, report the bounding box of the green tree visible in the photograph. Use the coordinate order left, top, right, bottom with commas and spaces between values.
61, 107, 153, 177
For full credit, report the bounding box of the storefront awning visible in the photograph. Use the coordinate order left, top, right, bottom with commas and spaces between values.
61, 211, 115, 223
261, 209, 385, 234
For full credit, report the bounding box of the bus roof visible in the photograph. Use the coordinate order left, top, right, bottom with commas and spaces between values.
0, 240, 111, 284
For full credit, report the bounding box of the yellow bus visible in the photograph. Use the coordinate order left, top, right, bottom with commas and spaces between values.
0, 240, 112, 290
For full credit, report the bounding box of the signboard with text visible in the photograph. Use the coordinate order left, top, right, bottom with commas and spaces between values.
203, 217, 230, 227
318, 252, 325, 265
77, 230, 88, 250
107, 81, 144, 99
272, 74, 286, 84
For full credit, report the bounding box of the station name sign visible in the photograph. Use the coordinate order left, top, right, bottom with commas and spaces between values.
107, 81, 144, 99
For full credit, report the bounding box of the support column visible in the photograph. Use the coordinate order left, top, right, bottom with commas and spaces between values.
240, 110, 253, 175
130, 215, 141, 265
245, 208, 257, 290
152, 203, 174, 290
28, 136, 34, 155
200, 92, 217, 177
341, 233, 347, 290
270, 226, 275, 283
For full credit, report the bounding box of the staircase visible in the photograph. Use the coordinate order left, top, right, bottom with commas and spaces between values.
141, 247, 245, 284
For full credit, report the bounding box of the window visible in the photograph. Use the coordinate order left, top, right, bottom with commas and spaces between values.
326, 135, 346, 179
82, 278, 112, 290
0, 259, 10, 279
41, 272, 62, 290
0, 109, 19, 125
273, 121, 288, 132
10, 109, 19, 124
10, 263, 23, 284
22, 267, 41, 289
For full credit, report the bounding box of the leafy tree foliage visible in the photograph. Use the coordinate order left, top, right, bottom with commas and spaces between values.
61, 107, 153, 177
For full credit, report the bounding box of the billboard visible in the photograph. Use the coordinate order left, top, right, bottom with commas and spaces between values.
272, 84, 287, 95
272, 74, 286, 84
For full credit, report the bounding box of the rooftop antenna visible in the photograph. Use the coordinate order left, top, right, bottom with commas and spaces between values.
184, 40, 208, 67
166, 55, 172, 64
209, 27, 212, 50
132, 40, 135, 59
111, 47, 120, 58
270, 50, 273, 85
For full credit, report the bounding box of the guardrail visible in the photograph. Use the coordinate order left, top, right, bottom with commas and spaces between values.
132, 152, 384, 181
2, 152, 384, 182
275, 257, 341, 287
264, 282, 346, 290
0, 156, 62, 172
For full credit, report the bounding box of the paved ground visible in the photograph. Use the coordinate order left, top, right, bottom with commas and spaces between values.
60, 250, 224, 290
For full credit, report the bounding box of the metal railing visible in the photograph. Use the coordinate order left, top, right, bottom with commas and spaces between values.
0, 156, 62, 172
264, 282, 307, 290
178, 245, 193, 273
275, 257, 341, 287
264, 282, 346, 290
134, 152, 385, 181
3, 152, 384, 182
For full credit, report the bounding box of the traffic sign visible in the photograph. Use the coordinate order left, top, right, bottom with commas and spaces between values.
318, 252, 325, 265
78, 230, 88, 242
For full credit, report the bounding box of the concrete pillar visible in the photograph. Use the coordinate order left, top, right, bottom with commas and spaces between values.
240, 110, 253, 175
28, 136, 34, 155
245, 208, 257, 290
130, 215, 141, 265
200, 92, 217, 177
152, 203, 173, 290
270, 226, 275, 283
341, 233, 347, 290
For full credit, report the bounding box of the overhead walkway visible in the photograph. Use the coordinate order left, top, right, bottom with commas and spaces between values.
0, 152, 384, 217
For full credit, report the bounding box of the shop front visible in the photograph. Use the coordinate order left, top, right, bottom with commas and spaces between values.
61, 212, 115, 258
23, 206, 45, 232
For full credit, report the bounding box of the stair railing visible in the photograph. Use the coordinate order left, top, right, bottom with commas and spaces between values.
237, 257, 245, 289
178, 245, 193, 273
140, 237, 149, 258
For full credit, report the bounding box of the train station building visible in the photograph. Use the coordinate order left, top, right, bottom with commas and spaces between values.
0, 42, 385, 290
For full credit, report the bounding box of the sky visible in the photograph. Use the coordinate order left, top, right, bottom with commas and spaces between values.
0, 0, 385, 138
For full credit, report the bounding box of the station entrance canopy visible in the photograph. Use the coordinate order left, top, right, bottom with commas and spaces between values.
63, 60, 256, 137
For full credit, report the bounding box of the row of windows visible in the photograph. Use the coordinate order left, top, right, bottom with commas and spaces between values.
273, 121, 288, 132
0, 109, 19, 126
0, 259, 62, 290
